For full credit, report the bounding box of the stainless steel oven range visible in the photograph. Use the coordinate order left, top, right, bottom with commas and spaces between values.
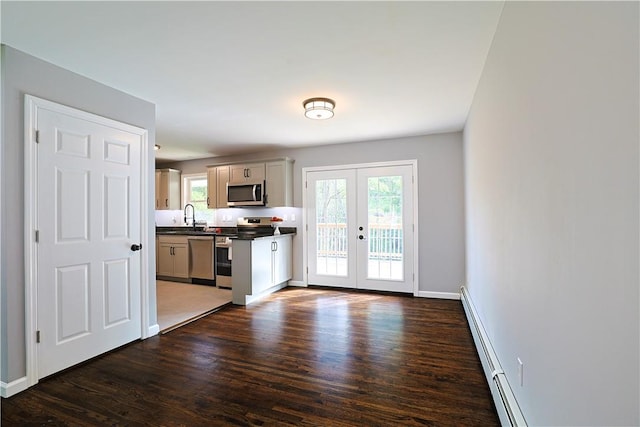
215, 236, 232, 288
214, 217, 276, 289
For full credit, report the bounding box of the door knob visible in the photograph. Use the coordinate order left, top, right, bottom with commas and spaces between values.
131, 243, 142, 251
358, 235, 366, 240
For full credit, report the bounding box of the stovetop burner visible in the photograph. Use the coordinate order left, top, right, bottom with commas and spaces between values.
235, 217, 275, 239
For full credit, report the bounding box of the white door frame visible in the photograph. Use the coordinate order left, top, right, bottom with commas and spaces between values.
302, 159, 419, 296
23, 95, 152, 388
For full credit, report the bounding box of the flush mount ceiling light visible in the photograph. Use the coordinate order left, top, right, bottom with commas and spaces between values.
303, 97, 335, 120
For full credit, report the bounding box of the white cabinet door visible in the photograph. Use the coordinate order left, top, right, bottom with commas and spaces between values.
251, 238, 273, 295
157, 242, 175, 276
158, 170, 170, 208
207, 167, 217, 209
172, 242, 190, 278
155, 170, 161, 209
265, 160, 293, 207
157, 236, 189, 278
272, 235, 293, 285
156, 169, 181, 210
216, 165, 230, 208
229, 163, 265, 184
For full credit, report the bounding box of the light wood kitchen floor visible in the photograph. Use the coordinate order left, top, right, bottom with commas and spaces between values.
156, 280, 232, 332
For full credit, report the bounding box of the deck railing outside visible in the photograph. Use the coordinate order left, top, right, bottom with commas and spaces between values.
316, 223, 403, 260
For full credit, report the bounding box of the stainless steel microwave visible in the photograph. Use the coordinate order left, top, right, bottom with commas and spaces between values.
227, 181, 266, 207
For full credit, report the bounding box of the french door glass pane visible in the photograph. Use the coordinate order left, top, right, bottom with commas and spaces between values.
316, 179, 348, 276
367, 176, 403, 280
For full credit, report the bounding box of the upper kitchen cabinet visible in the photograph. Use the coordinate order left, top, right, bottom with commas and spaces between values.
265, 159, 294, 207
217, 165, 230, 208
206, 165, 230, 208
155, 168, 181, 210
229, 163, 265, 184
206, 167, 217, 209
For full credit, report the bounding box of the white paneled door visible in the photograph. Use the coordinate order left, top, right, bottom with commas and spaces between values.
32, 98, 144, 379
306, 163, 415, 293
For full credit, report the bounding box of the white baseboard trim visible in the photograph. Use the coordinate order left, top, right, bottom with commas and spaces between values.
460, 286, 527, 427
1, 376, 29, 398
287, 280, 306, 287
243, 282, 288, 305
147, 323, 160, 338
415, 290, 460, 300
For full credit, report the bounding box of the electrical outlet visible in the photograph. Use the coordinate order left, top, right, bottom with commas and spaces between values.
291, 214, 296, 221
517, 358, 524, 386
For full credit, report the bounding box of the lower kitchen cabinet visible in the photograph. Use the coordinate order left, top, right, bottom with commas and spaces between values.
157, 236, 189, 278
271, 235, 292, 287
232, 234, 293, 305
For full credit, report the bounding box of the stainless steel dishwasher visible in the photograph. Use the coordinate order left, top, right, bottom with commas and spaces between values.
188, 236, 215, 281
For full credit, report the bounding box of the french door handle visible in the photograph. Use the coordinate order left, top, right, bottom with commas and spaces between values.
131, 243, 142, 251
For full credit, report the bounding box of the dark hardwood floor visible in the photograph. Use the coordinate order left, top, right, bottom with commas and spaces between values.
2, 287, 499, 426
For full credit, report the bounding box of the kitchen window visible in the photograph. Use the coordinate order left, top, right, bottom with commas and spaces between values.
182, 173, 214, 224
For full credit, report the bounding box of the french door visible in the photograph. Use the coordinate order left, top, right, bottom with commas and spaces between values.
306, 163, 415, 293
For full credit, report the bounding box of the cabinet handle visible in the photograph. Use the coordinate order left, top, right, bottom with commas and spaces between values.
165, 199, 168, 207
207, 196, 210, 207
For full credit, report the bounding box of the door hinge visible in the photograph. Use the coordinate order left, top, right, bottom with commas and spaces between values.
35, 130, 40, 143
36, 330, 41, 343
35, 230, 39, 242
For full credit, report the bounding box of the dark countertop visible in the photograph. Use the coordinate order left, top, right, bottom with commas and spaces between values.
230, 227, 297, 240
155, 226, 216, 237
156, 226, 296, 239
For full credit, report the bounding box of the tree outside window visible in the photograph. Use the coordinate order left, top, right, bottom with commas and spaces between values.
183, 174, 214, 224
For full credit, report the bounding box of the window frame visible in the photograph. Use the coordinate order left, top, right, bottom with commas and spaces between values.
182, 173, 208, 208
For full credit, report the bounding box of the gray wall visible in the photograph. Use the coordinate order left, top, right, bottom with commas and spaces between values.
160, 132, 466, 294
1, 45, 157, 383
464, 2, 639, 425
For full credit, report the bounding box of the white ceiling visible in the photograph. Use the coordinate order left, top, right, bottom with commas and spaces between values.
2, 1, 504, 161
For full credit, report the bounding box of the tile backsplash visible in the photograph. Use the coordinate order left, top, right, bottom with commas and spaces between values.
155, 207, 302, 229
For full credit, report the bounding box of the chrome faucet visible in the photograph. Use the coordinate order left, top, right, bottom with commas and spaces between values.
184, 203, 195, 228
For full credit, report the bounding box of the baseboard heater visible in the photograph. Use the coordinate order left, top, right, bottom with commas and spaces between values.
460, 286, 527, 427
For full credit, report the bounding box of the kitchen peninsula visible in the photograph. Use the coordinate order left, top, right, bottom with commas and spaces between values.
231, 233, 293, 305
